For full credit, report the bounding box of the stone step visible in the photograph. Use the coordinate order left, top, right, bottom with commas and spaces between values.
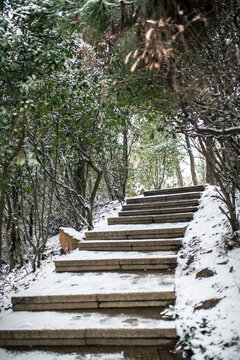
144, 185, 206, 197
12, 290, 175, 311
79, 239, 181, 251
119, 206, 198, 217
108, 213, 193, 225
0, 311, 176, 347
54, 256, 177, 272
122, 199, 200, 211
126, 192, 202, 205
85, 226, 186, 241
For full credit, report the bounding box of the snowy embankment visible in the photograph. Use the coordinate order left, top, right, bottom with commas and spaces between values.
174, 185, 240, 360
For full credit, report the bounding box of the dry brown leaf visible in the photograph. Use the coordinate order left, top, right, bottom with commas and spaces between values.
158, 19, 165, 27
157, 52, 162, 61
133, 48, 139, 59
125, 51, 133, 64
192, 15, 201, 22
146, 28, 154, 41
154, 63, 160, 69
144, 57, 149, 64
141, 49, 147, 59
149, 63, 154, 70
100, 95, 105, 105
131, 58, 140, 72
177, 24, 184, 32
146, 20, 157, 25
99, 79, 106, 84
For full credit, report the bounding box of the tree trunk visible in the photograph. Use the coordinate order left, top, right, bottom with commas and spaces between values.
206, 159, 215, 184
175, 159, 184, 187
122, 128, 129, 200
0, 165, 8, 264
185, 135, 198, 185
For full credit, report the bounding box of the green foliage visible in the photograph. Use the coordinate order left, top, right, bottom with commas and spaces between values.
127, 116, 184, 192
80, 0, 109, 34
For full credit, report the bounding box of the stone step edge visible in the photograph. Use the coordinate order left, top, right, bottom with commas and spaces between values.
126, 192, 202, 204
55, 257, 177, 267
122, 199, 200, 210
144, 185, 206, 197
12, 290, 176, 309
119, 206, 198, 216
78, 239, 181, 251
85, 227, 187, 240
12, 291, 175, 305
108, 213, 193, 225
0, 328, 176, 347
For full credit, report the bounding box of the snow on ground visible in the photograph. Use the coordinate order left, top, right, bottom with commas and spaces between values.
174, 185, 240, 360
0, 235, 61, 313
92, 222, 188, 232
0, 200, 122, 314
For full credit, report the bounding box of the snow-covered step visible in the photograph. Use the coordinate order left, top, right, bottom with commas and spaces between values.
0, 311, 176, 347
54, 254, 177, 272
12, 290, 175, 311
79, 238, 181, 251
11, 272, 175, 310
144, 185, 206, 197
119, 206, 198, 217
108, 212, 193, 225
0, 347, 179, 360
85, 226, 187, 241
11, 272, 174, 297
126, 192, 202, 205
122, 199, 200, 211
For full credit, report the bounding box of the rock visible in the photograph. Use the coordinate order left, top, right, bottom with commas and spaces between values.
186, 255, 195, 266
59, 229, 79, 253
194, 298, 222, 311
196, 268, 214, 278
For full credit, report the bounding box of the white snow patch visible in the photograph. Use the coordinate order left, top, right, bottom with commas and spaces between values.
174, 185, 240, 360
0, 349, 125, 360
92, 222, 188, 232
56, 250, 177, 260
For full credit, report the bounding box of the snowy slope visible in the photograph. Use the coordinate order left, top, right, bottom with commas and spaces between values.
174, 185, 240, 360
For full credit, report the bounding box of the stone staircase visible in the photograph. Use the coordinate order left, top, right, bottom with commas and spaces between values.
0, 185, 205, 359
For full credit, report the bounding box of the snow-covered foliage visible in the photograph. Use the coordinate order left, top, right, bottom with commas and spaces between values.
174, 186, 240, 360
0, 235, 61, 314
